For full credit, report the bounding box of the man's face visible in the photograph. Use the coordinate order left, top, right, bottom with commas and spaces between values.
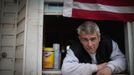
79, 32, 100, 54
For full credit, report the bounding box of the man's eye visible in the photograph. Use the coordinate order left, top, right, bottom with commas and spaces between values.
81, 38, 88, 42
91, 38, 96, 41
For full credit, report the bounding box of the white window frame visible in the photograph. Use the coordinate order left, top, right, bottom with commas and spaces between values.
125, 22, 134, 75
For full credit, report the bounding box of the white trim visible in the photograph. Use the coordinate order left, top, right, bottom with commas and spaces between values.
37, 0, 44, 75
125, 22, 134, 75
42, 70, 61, 74
44, 0, 63, 3
23, 0, 28, 74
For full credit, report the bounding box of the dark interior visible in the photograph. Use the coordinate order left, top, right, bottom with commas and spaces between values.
43, 15, 125, 54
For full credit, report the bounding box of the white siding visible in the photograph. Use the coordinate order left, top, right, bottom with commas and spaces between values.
15, 0, 44, 75
0, 0, 17, 75
0, 59, 15, 70
0, 0, 54, 75
1, 35, 16, 46
1, 24, 15, 35
0, 71, 14, 75
15, 0, 26, 75
15, 59, 23, 75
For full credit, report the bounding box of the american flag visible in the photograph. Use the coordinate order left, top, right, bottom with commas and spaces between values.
63, 0, 134, 22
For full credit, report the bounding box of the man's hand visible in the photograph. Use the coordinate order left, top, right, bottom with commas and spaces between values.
96, 66, 112, 75
97, 63, 107, 71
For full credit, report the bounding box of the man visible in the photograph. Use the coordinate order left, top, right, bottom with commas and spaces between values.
61, 21, 126, 75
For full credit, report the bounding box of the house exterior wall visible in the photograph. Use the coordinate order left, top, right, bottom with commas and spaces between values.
0, 0, 17, 75
0, 0, 44, 75
15, 0, 26, 75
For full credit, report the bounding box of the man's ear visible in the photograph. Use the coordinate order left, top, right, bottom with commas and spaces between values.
98, 35, 101, 42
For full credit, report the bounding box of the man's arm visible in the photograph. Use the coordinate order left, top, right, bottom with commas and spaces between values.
96, 41, 126, 75
107, 41, 126, 73
61, 46, 106, 75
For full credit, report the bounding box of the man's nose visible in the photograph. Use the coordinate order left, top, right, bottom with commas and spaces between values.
87, 40, 93, 46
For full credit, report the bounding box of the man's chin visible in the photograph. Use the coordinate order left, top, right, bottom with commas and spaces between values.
87, 50, 96, 54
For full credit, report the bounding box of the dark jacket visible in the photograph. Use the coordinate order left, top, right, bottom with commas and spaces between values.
69, 36, 113, 64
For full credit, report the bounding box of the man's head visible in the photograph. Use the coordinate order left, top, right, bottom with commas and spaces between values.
77, 21, 101, 54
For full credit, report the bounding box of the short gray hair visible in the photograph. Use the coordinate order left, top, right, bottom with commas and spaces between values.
77, 21, 100, 36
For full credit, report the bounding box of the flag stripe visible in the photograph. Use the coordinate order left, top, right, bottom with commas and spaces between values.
75, 0, 134, 6
74, 2, 134, 13
63, 0, 134, 22
72, 9, 134, 22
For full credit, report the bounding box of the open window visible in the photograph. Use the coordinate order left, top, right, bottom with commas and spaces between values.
43, 15, 127, 74
43, 1, 132, 75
